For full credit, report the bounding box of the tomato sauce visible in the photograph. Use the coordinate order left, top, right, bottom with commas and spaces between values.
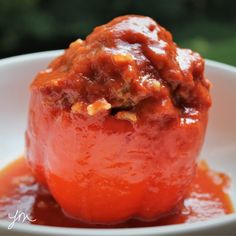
0, 157, 233, 228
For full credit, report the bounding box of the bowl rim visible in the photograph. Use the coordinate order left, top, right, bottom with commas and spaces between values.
0, 50, 235, 235
0, 50, 235, 72
0, 214, 236, 235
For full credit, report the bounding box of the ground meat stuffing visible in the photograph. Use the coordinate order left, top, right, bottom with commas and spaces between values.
31, 15, 211, 120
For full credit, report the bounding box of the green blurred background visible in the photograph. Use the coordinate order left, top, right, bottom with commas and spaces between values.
0, 0, 236, 66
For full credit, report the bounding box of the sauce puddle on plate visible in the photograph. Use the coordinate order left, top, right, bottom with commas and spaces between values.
0, 157, 234, 228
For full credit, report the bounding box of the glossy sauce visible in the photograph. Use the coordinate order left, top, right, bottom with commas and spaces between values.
0, 157, 233, 228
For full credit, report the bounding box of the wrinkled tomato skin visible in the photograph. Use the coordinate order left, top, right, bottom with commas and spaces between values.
26, 91, 208, 224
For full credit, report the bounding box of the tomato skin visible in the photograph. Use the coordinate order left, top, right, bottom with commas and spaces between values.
26, 90, 208, 224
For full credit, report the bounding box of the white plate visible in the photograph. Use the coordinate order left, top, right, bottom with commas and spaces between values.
0, 51, 235, 236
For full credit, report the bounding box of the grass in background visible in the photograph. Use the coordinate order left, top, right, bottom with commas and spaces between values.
175, 19, 236, 65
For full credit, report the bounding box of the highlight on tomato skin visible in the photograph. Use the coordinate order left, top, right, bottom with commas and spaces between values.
25, 15, 211, 224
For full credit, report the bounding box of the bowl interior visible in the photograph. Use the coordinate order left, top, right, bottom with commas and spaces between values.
0, 51, 235, 235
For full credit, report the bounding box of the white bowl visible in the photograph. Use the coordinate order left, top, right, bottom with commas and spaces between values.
0, 51, 235, 236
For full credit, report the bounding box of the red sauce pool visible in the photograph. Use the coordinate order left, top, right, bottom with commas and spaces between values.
0, 157, 233, 228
